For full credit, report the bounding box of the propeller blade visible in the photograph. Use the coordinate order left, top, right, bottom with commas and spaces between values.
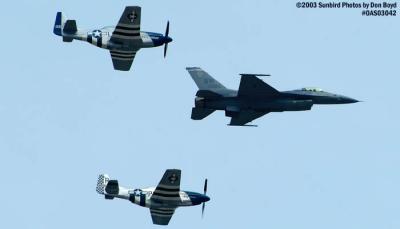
201, 179, 208, 218
165, 21, 170, 37
164, 43, 168, 58
163, 21, 170, 58
202, 202, 205, 218
204, 179, 208, 195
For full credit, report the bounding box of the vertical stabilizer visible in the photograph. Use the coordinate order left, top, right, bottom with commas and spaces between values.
186, 67, 227, 91
96, 174, 110, 194
53, 12, 66, 36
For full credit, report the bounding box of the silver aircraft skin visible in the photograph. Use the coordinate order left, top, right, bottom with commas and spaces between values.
53, 6, 172, 71
187, 67, 359, 126
96, 169, 210, 226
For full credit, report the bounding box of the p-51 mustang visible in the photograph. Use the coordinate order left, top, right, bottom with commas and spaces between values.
96, 169, 210, 226
53, 6, 173, 71
187, 67, 359, 126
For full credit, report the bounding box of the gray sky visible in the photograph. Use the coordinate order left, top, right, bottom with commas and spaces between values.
1, 0, 399, 228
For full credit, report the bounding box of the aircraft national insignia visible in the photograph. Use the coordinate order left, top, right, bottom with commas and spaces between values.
127, 11, 137, 22
92, 30, 102, 38
168, 174, 178, 184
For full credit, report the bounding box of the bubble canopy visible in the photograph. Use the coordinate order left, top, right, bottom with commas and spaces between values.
301, 87, 323, 92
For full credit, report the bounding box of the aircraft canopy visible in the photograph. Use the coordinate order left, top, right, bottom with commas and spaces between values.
301, 87, 323, 92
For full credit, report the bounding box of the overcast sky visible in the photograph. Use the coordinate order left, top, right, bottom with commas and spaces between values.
0, 0, 399, 228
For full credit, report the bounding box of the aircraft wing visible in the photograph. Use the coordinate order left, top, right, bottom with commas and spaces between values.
110, 6, 143, 47
229, 111, 270, 126
237, 75, 280, 98
150, 208, 176, 225
109, 49, 138, 71
151, 169, 181, 202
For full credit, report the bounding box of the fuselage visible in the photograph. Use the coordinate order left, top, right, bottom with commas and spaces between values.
110, 186, 210, 209
61, 26, 172, 51
196, 88, 359, 113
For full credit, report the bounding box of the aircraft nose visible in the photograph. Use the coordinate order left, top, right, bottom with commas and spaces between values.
341, 96, 359, 104
197, 194, 210, 203
191, 194, 210, 204
165, 36, 173, 43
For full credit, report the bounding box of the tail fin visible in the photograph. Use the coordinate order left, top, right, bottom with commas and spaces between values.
186, 67, 227, 91
53, 12, 66, 36
96, 174, 120, 199
96, 174, 110, 195
53, 12, 77, 42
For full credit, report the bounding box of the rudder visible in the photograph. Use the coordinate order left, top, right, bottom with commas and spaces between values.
96, 174, 110, 194
53, 12, 77, 42
53, 12, 65, 36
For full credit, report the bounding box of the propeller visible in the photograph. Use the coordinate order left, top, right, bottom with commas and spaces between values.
163, 21, 170, 58
202, 179, 208, 218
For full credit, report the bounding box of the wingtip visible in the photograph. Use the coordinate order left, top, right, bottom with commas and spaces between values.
239, 73, 271, 77
227, 124, 258, 127
186, 67, 201, 71
166, 168, 181, 173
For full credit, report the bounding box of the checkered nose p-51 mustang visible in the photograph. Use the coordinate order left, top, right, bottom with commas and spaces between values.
96, 169, 210, 226
53, 6, 173, 71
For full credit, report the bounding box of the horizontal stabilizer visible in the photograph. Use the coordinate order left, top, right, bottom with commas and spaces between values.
105, 180, 119, 195
63, 37, 73, 42
63, 20, 77, 34
196, 90, 222, 98
191, 107, 215, 120
105, 195, 115, 200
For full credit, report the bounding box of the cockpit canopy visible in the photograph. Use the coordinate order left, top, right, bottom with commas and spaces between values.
301, 87, 323, 92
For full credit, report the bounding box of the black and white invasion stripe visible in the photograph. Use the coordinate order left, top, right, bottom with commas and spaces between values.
112, 23, 141, 40
150, 208, 175, 217
110, 50, 136, 61
86, 34, 106, 48
151, 184, 181, 201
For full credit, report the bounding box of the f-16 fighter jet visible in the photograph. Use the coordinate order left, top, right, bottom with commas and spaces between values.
96, 169, 209, 225
53, 6, 172, 71
187, 67, 359, 126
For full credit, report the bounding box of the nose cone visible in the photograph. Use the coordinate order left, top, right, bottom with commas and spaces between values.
339, 96, 359, 104
165, 36, 173, 43
189, 193, 210, 205
197, 194, 210, 204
